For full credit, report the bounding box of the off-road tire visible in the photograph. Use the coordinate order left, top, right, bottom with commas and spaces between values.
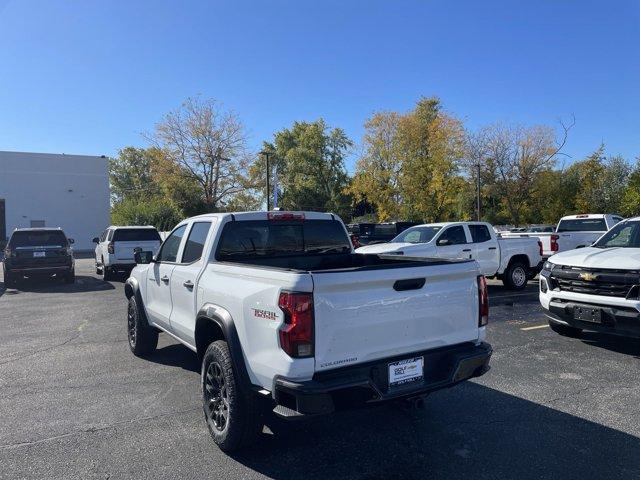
202, 340, 262, 452
4, 270, 16, 289
64, 269, 75, 284
502, 261, 528, 290
549, 320, 582, 338
127, 296, 158, 356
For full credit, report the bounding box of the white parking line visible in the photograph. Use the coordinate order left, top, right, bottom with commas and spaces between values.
521, 324, 549, 331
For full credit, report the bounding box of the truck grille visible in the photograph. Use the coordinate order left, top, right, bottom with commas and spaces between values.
550, 266, 639, 298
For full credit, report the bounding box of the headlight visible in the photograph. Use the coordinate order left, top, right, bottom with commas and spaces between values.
543, 261, 554, 271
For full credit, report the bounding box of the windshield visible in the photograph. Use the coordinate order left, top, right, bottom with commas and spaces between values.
392, 226, 442, 244
557, 218, 607, 232
593, 221, 640, 248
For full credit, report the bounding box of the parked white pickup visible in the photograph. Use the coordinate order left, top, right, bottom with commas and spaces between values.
501, 214, 623, 259
124, 211, 492, 452
356, 221, 543, 289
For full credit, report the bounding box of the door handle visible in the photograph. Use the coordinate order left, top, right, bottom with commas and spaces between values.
393, 278, 426, 291
160, 275, 170, 283
488, 247, 497, 250
462, 249, 472, 252
183, 280, 194, 289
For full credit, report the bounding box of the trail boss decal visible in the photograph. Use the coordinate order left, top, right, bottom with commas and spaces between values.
252, 308, 277, 321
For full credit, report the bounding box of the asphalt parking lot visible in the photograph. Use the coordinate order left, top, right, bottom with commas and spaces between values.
1, 258, 639, 480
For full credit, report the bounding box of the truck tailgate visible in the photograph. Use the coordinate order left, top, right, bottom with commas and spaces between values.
114, 240, 161, 261
310, 260, 480, 372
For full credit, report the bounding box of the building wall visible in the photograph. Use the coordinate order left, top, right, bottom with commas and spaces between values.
0, 151, 110, 251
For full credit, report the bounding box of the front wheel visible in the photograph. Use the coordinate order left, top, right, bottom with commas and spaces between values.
202, 340, 262, 452
64, 269, 75, 284
502, 261, 528, 290
549, 320, 582, 338
127, 296, 158, 356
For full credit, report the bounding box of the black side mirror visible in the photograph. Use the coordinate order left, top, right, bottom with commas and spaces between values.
68, 238, 75, 244
134, 251, 154, 264
437, 238, 451, 246
92, 237, 99, 243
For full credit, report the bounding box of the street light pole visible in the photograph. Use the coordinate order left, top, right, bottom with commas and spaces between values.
260, 150, 272, 211
476, 161, 481, 221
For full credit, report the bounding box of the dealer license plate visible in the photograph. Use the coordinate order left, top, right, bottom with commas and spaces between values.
33, 251, 46, 258
573, 306, 602, 323
388, 357, 424, 387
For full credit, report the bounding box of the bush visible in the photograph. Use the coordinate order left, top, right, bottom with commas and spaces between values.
111, 197, 183, 232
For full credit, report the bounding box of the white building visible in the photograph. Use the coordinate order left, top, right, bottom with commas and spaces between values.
0, 151, 110, 251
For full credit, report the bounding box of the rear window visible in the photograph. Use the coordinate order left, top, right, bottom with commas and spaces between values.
557, 218, 607, 233
113, 229, 161, 242
10, 231, 67, 247
468, 224, 492, 243
373, 224, 397, 236
216, 220, 351, 260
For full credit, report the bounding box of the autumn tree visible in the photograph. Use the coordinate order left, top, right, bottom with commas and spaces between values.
109, 147, 158, 203
146, 97, 249, 212
349, 112, 403, 220
351, 97, 466, 222
620, 158, 640, 217
466, 119, 573, 225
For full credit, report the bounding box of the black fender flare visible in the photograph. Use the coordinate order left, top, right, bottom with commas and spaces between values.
196, 303, 254, 392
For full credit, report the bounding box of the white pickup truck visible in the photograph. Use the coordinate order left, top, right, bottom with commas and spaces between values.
540, 217, 640, 339
355, 221, 543, 290
502, 214, 623, 259
124, 211, 492, 451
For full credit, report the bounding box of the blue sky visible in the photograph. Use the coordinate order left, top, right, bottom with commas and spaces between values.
0, 0, 638, 172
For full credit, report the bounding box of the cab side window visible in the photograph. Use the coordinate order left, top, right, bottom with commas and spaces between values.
157, 225, 187, 263
468, 224, 492, 243
181, 222, 212, 263
438, 226, 467, 245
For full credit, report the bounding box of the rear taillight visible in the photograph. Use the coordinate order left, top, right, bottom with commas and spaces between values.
550, 235, 559, 252
350, 234, 361, 249
538, 240, 543, 257
278, 291, 314, 358
107, 242, 114, 254
478, 275, 489, 327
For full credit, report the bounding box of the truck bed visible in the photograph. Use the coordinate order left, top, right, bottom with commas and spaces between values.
219, 252, 472, 273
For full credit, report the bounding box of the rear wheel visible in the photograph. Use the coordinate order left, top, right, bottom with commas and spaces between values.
127, 296, 158, 356
549, 320, 582, 338
202, 340, 262, 452
4, 270, 16, 288
102, 258, 114, 281
502, 261, 528, 290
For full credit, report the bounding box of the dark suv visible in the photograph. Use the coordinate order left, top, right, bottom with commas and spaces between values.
3, 228, 75, 287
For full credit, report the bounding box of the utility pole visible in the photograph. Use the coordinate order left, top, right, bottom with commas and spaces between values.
260, 150, 272, 211
476, 161, 481, 221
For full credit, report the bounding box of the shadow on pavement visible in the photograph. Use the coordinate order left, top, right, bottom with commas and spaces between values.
230, 382, 640, 480
580, 331, 640, 359
1, 275, 115, 294
147, 344, 200, 373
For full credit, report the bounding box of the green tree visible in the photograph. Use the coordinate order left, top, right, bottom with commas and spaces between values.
620, 158, 640, 216
257, 119, 353, 219
109, 147, 157, 203
111, 197, 183, 232
572, 145, 630, 213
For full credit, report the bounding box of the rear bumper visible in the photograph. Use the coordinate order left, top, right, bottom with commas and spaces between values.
272, 341, 492, 418
5, 264, 72, 276
107, 262, 136, 270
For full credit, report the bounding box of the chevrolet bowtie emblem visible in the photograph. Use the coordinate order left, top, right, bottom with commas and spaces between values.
579, 272, 598, 281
